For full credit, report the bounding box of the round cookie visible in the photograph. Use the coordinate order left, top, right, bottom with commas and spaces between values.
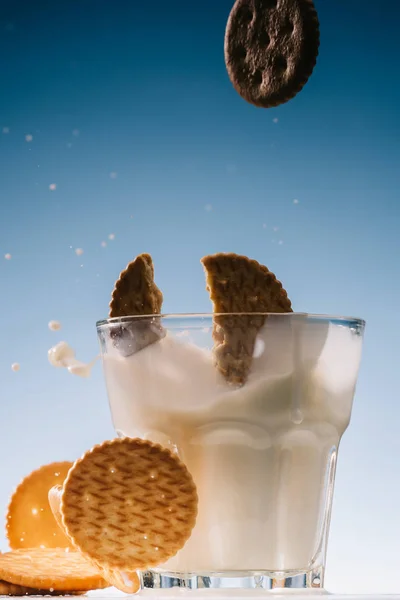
60, 438, 198, 571
0, 548, 108, 591
49, 484, 140, 594
0, 580, 86, 596
6, 462, 74, 550
224, 0, 320, 108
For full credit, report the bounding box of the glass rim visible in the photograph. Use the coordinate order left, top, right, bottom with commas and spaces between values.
96, 312, 366, 329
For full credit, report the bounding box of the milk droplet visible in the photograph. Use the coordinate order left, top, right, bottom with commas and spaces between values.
291, 409, 304, 425
48, 320, 61, 331
11, 363, 20, 372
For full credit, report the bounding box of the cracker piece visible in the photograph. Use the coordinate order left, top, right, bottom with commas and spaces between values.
201, 252, 292, 384
109, 254, 162, 318
108, 254, 164, 356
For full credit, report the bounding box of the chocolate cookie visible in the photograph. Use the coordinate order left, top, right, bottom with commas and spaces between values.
224, 0, 320, 108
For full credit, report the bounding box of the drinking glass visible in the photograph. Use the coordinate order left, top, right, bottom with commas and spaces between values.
97, 313, 365, 592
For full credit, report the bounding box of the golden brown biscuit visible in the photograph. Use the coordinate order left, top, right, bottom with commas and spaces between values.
60, 438, 198, 571
108, 254, 164, 356
0, 580, 86, 596
109, 253, 163, 318
6, 462, 74, 550
201, 252, 292, 384
0, 548, 108, 591
49, 485, 140, 594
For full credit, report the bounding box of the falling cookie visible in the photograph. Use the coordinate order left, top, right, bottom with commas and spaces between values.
224, 0, 320, 108
6, 462, 74, 550
201, 253, 292, 384
108, 254, 165, 356
49, 485, 140, 595
60, 438, 198, 571
0, 548, 108, 592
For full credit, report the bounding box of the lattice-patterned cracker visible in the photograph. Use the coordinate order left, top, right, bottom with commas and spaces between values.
60, 438, 198, 571
49, 485, 140, 594
109, 253, 163, 318
201, 253, 292, 384
108, 254, 164, 356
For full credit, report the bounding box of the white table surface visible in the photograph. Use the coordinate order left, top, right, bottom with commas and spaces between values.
90, 594, 400, 599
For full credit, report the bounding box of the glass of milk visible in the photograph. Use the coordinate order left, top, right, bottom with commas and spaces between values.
97, 313, 365, 592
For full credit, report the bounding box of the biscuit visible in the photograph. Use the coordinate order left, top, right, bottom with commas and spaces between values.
60, 438, 198, 571
49, 485, 140, 594
224, 0, 320, 108
109, 254, 163, 318
108, 254, 164, 356
0, 548, 108, 591
6, 462, 74, 550
201, 252, 292, 384
0, 580, 85, 596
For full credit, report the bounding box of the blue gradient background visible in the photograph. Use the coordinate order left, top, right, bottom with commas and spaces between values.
0, 0, 399, 593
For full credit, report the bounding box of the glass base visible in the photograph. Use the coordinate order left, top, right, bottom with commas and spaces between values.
140, 567, 325, 593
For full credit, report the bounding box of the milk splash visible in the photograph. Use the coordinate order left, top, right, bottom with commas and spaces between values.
48, 341, 98, 377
